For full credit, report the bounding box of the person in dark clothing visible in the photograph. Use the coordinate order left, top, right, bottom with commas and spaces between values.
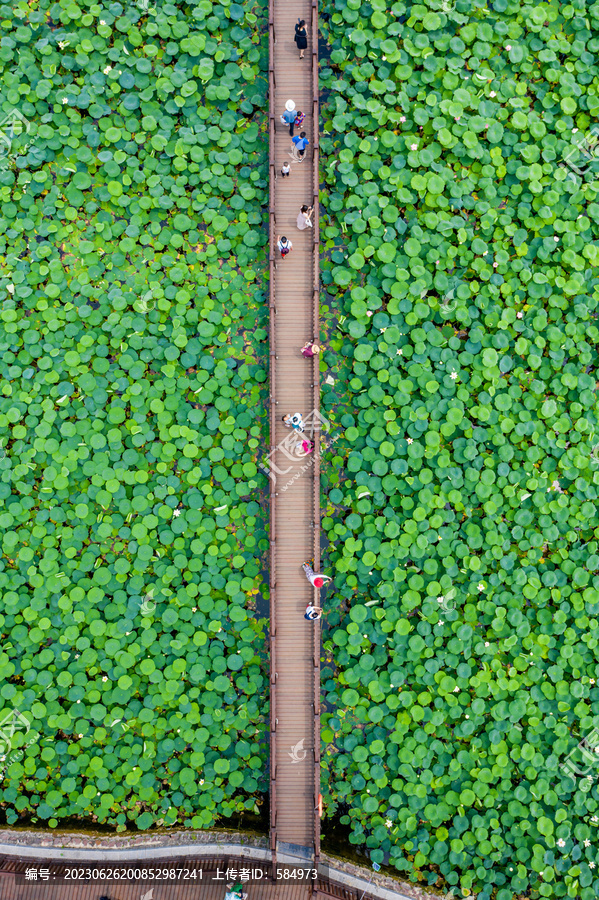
295, 19, 308, 59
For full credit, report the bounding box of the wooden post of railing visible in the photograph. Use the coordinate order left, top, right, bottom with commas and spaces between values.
311, 0, 321, 874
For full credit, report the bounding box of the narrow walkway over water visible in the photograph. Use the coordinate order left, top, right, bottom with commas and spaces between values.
267, 0, 321, 870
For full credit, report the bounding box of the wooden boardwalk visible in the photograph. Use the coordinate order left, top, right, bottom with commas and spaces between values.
0, 854, 387, 900
0, 880, 311, 900
268, 0, 321, 868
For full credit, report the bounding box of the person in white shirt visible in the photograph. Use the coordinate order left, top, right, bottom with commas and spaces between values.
277, 235, 292, 257
304, 604, 322, 621
282, 413, 304, 432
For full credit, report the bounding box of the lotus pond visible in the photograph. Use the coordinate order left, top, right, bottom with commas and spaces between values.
318, 0, 599, 898
3, 0, 599, 897
0, 0, 271, 831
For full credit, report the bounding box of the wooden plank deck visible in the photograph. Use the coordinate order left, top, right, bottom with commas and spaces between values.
0, 858, 384, 900
268, 0, 321, 865
0, 874, 312, 900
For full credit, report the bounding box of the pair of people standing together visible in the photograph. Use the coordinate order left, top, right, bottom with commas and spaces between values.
281, 102, 305, 138
280, 100, 309, 162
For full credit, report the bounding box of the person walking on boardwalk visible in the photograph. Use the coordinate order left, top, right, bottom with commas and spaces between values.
277, 235, 292, 257
304, 604, 322, 621
301, 340, 320, 358
225, 882, 247, 900
292, 132, 309, 160
292, 109, 305, 136
283, 412, 304, 432
295, 18, 308, 59
297, 205, 313, 230
281, 161, 291, 178
280, 99, 297, 136
302, 562, 332, 589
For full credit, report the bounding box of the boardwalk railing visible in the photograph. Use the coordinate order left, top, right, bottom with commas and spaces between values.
267, 0, 277, 876
310, 0, 321, 872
